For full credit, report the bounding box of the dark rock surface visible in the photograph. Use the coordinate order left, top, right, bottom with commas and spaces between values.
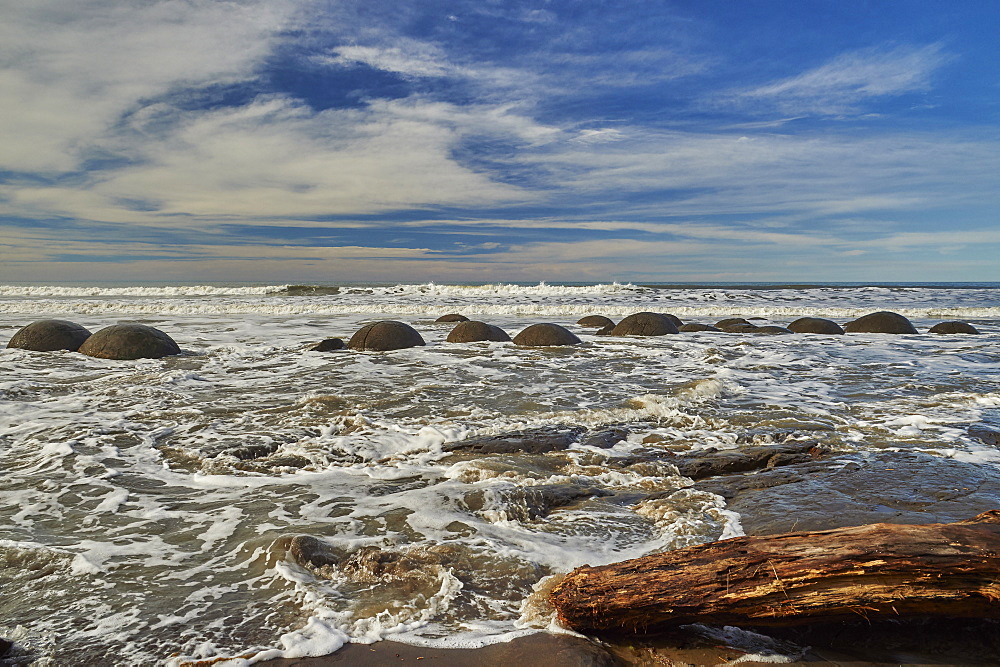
512, 323, 581, 346
610, 312, 679, 336
78, 324, 180, 360
968, 423, 1000, 447
929, 320, 980, 334
719, 323, 759, 333
751, 325, 793, 335
698, 450, 1000, 535
715, 318, 750, 329
662, 313, 683, 327
843, 310, 918, 334
348, 321, 425, 351
445, 426, 626, 455
287, 535, 340, 569
446, 320, 511, 343
787, 317, 845, 335
577, 315, 615, 328
435, 313, 469, 323
464, 482, 612, 520
594, 324, 615, 336
6, 319, 92, 352
309, 338, 345, 352
668, 442, 826, 480
678, 323, 720, 332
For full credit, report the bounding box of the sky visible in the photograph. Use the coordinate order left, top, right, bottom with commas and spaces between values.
1, 0, 999, 284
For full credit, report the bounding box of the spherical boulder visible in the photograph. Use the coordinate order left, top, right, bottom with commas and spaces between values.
929, 321, 980, 335
752, 325, 793, 335
663, 313, 683, 327
310, 338, 345, 352
679, 323, 721, 332
7, 319, 92, 352
610, 312, 679, 337
715, 317, 750, 329
577, 315, 615, 328
435, 313, 468, 323
787, 317, 845, 335
348, 321, 425, 351
513, 323, 581, 346
720, 323, 759, 333
447, 321, 511, 343
79, 324, 180, 359
843, 311, 918, 334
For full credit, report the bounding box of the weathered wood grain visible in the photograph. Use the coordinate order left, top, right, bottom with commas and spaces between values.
550, 510, 1000, 633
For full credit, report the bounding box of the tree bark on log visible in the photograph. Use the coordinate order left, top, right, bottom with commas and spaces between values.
550, 510, 1000, 634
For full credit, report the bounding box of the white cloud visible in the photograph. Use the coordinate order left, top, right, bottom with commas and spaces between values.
728, 43, 952, 115
0, 0, 303, 173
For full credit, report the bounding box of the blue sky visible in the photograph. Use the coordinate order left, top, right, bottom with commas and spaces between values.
1, 0, 999, 283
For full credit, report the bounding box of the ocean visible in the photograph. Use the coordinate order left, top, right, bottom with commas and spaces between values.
2, 281, 999, 665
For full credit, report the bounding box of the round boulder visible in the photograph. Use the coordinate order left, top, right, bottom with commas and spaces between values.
7, 319, 92, 352
679, 323, 721, 332
348, 321, 425, 351
435, 313, 468, 323
513, 323, 581, 346
752, 325, 793, 335
715, 317, 750, 329
79, 324, 180, 359
447, 321, 511, 343
787, 317, 845, 335
577, 315, 615, 328
662, 313, 683, 327
310, 338, 345, 352
720, 323, 759, 333
610, 312, 679, 337
929, 321, 980, 335
843, 311, 918, 334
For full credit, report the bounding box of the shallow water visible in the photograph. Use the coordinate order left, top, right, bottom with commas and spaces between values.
1, 282, 999, 664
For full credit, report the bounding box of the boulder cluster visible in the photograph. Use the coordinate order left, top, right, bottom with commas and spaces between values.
6, 319, 180, 359
6, 310, 982, 359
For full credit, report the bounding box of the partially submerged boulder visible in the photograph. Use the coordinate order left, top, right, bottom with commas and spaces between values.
663, 313, 683, 327
309, 338, 345, 352
78, 324, 180, 360
843, 311, 918, 334
435, 313, 469, 323
348, 321, 425, 351
447, 321, 511, 343
6, 319, 92, 352
788, 317, 845, 335
929, 321, 980, 335
753, 325, 793, 335
679, 323, 721, 332
715, 318, 750, 329
720, 323, 759, 333
513, 323, 581, 346
610, 312, 679, 337
577, 315, 615, 328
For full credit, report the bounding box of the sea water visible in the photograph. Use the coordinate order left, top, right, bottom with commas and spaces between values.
1, 282, 999, 665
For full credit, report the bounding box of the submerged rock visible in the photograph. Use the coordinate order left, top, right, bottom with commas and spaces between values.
78, 324, 180, 360
697, 451, 1000, 535
667, 442, 826, 481
719, 323, 759, 333
715, 317, 750, 329
287, 535, 340, 569
309, 338, 345, 352
577, 315, 616, 328
752, 325, 793, 335
788, 317, 845, 335
435, 313, 469, 323
843, 311, 918, 334
446, 320, 511, 343
968, 423, 1000, 447
6, 319, 92, 352
348, 320, 425, 351
679, 323, 720, 332
445, 425, 626, 455
610, 312, 679, 336
512, 323, 581, 346
929, 321, 980, 334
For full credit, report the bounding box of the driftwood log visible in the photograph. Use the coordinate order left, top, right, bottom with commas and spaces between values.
550, 510, 1000, 633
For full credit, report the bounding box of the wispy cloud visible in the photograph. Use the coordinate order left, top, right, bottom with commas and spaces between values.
726, 43, 953, 115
